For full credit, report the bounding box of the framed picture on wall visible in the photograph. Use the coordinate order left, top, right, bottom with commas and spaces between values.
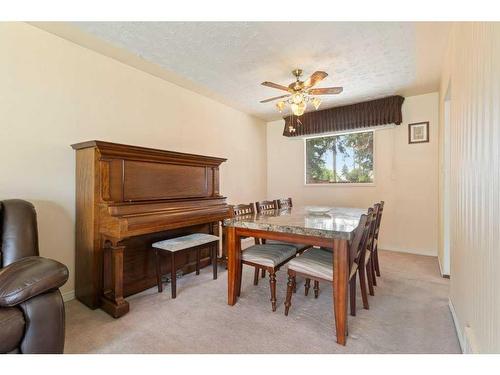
408, 121, 429, 144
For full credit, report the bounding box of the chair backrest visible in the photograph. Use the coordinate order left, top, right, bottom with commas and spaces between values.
374, 201, 384, 239
255, 200, 278, 213
349, 209, 373, 277
0, 199, 39, 268
365, 205, 379, 254
230, 203, 260, 245
276, 197, 293, 209
231, 203, 255, 216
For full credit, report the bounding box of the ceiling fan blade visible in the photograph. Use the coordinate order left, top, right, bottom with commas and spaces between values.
260, 94, 290, 103
303, 71, 328, 88
261, 81, 291, 92
308, 87, 343, 95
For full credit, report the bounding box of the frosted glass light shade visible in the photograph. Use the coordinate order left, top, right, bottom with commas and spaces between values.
276, 101, 286, 112
292, 93, 304, 104
291, 101, 306, 116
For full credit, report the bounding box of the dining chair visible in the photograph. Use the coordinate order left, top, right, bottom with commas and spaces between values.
255, 200, 277, 213
276, 197, 293, 209
372, 201, 384, 277
230, 203, 262, 280
255, 199, 311, 286
284, 209, 373, 317
306, 205, 379, 297
231, 203, 298, 311
363, 205, 379, 294
254, 200, 277, 280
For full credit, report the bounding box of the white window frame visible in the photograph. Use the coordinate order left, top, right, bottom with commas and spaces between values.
303, 128, 379, 187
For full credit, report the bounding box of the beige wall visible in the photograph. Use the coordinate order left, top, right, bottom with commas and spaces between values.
439, 23, 500, 353
0, 23, 267, 296
267, 93, 439, 256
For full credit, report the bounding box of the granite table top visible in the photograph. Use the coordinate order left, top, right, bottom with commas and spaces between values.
223, 206, 367, 241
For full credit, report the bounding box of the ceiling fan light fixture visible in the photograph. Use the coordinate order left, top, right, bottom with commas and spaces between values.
260, 69, 343, 117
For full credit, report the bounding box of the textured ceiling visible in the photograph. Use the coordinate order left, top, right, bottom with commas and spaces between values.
66, 22, 450, 121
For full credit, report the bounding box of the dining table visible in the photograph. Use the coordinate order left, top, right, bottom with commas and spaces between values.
223, 205, 367, 346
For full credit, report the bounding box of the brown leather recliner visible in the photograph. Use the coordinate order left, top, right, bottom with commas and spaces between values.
0, 199, 69, 354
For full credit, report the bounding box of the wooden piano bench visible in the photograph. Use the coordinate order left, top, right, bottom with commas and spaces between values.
152, 233, 220, 299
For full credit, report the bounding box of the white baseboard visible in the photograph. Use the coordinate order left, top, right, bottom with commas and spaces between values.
438, 256, 445, 276
448, 298, 466, 353
380, 245, 437, 257
437, 256, 450, 278
62, 290, 75, 302
462, 326, 477, 354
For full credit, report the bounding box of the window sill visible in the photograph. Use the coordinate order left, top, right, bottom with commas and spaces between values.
304, 183, 376, 187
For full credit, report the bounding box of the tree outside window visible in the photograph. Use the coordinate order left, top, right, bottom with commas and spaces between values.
305, 131, 374, 184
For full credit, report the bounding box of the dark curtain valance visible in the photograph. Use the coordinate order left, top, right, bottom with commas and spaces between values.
283, 95, 405, 137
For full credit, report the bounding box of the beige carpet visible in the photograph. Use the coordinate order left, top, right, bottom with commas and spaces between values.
64, 250, 461, 353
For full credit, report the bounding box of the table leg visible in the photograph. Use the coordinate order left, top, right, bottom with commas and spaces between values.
333, 238, 349, 345
227, 227, 241, 305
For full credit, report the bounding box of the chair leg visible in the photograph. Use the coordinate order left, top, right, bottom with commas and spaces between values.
195, 248, 201, 275
269, 270, 277, 312
304, 278, 311, 296
371, 257, 377, 286
155, 249, 163, 293
212, 244, 217, 280
350, 276, 356, 316
374, 244, 381, 277
237, 263, 243, 297
170, 252, 177, 299
313, 280, 319, 298
358, 266, 370, 309
366, 259, 375, 296
253, 267, 259, 285
293, 277, 297, 293
261, 269, 266, 278
284, 273, 295, 316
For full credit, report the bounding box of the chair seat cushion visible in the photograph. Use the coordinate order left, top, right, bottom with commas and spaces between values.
287, 248, 333, 281
152, 233, 219, 252
265, 240, 311, 253
0, 307, 25, 353
242, 244, 297, 267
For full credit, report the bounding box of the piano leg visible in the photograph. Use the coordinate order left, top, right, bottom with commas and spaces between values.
101, 239, 130, 318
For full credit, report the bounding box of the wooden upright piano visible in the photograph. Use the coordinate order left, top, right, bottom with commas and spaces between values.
71, 140, 230, 318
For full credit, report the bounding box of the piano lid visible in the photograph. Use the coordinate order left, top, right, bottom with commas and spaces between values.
71, 140, 227, 167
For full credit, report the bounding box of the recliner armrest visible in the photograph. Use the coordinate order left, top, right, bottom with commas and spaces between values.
0, 256, 68, 307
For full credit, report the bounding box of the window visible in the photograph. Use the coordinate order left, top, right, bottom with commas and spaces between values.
305, 131, 374, 184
